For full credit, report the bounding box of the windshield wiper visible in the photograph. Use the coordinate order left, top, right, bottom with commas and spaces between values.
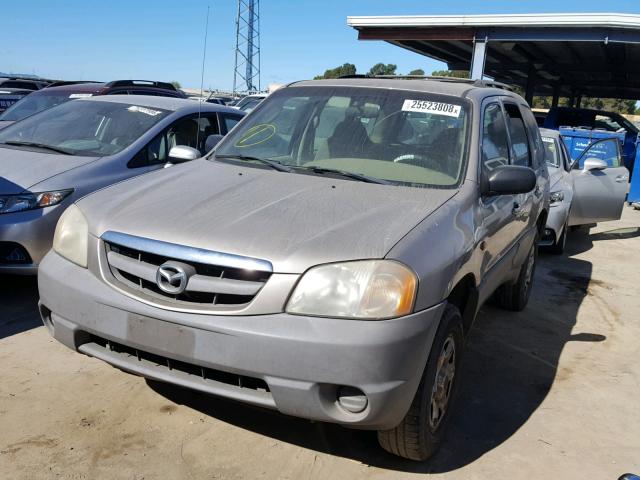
297, 166, 389, 184
215, 154, 293, 172
2, 141, 73, 155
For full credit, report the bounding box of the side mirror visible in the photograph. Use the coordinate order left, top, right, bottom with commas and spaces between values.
168, 145, 200, 164
583, 158, 607, 171
205, 134, 224, 152
482, 165, 537, 197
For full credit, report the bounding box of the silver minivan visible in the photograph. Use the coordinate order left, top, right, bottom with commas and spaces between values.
39, 78, 549, 460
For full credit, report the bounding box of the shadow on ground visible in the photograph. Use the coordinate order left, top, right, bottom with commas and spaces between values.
0, 275, 40, 340
149, 231, 608, 473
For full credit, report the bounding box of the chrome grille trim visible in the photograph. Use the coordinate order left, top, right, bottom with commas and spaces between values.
100, 231, 273, 309
101, 231, 273, 273
107, 251, 264, 296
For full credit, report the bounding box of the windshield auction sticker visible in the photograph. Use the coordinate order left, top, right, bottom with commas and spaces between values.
69, 93, 93, 98
127, 105, 163, 116
402, 100, 461, 118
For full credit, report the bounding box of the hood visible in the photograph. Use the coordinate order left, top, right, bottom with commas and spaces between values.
0, 146, 98, 193
0, 121, 14, 130
80, 160, 458, 273
547, 166, 564, 190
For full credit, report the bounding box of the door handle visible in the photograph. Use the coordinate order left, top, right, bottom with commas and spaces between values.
615, 174, 629, 183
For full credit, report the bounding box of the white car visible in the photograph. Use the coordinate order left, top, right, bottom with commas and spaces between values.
232, 93, 267, 113
540, 128, 628, 253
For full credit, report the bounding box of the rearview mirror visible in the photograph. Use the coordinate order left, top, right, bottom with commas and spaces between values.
482, 165, 537, 197
583, 158, 607, 171
205, 134, 224, 152
168, 145, 200, 164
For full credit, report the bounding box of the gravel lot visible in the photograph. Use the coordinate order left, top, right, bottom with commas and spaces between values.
1, 207, 639, 480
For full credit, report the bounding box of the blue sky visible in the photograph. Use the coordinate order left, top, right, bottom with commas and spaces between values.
2, 0, 640, 91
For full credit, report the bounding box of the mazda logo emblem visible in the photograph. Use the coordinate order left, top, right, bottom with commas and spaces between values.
156, 261, 193, 295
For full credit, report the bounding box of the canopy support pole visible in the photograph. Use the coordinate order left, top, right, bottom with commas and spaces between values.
552, 85, 560, 108
524, 67, 537, 105
470, 37, 487, 80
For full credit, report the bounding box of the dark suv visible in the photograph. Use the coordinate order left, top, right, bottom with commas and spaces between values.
0, 88, 33, 114
0, 77, 51, 91
0, 80, 186, 129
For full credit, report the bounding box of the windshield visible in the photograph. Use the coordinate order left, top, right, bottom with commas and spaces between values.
236, 96, 264, 113
0, 100, 171, 157
213, 86, 470, 188
595, 113, 639, 134
0, 92, 77, 122
542, 136, 561, 167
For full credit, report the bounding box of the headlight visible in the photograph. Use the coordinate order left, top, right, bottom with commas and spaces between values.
0, 189, 73, 214
52, 204, 88, 268
550, 191, 564, 205
286, 260, 417, 319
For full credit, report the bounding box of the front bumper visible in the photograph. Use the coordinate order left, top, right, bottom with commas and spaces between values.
0, 205, 64, 274
540, 203, 570, 246
38, 251, 443, 430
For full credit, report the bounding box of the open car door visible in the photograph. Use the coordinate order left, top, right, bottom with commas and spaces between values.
569, 137, 628, 226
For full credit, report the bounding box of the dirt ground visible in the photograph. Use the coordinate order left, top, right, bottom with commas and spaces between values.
1, 207, 639, 480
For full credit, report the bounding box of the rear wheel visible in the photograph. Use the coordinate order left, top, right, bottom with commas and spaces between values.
495, 235, 538, 311
377, 304, 464, 461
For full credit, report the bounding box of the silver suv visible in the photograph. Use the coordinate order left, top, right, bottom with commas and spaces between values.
39, 78, 549, 461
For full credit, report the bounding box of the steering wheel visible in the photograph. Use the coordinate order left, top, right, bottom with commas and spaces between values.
392, 153, 430, 165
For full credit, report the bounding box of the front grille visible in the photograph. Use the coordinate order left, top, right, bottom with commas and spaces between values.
89, 335, 270, 392
101, 231, 272, 308
0, 242, 32, 265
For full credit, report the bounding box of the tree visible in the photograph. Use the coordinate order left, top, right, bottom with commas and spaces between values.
170, 80, 182, 89
580, 98, 637, 114
431, 70, 469, 78
313, 63, 357, 80
408, 69, 425, 76
368, 63, 397, 76
529, 96, 637, 114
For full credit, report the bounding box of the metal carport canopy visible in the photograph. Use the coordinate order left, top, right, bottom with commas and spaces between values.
347, 13, 640, 103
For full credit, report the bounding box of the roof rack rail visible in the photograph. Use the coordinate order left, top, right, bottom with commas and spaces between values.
45, 80, 102, 88
0, 75, 51, 82
336, 74, 514, 91
105, 80, 177, 91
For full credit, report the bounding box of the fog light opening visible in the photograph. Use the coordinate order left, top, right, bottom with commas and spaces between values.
337, 386, 368, 414
39, 304, 54, 334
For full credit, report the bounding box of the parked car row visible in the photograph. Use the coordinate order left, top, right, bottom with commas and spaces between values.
0, 75, 630, 462
0, 94, 244, 272
187, 92, 268, 112
0, 80, 186, 130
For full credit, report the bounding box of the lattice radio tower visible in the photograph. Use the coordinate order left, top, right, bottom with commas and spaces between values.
233, 0, 260, 94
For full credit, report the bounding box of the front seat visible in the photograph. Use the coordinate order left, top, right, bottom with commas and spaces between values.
168, 119, 200, 152
327, 107, 371, 158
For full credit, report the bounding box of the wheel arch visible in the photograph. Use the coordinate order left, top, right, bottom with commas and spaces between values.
446, 273, 479, 334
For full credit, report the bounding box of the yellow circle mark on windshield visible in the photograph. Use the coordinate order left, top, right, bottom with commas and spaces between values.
235, 123, 276, 148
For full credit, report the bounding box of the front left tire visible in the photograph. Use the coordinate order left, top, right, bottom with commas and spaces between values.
377, 303, 464, 461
